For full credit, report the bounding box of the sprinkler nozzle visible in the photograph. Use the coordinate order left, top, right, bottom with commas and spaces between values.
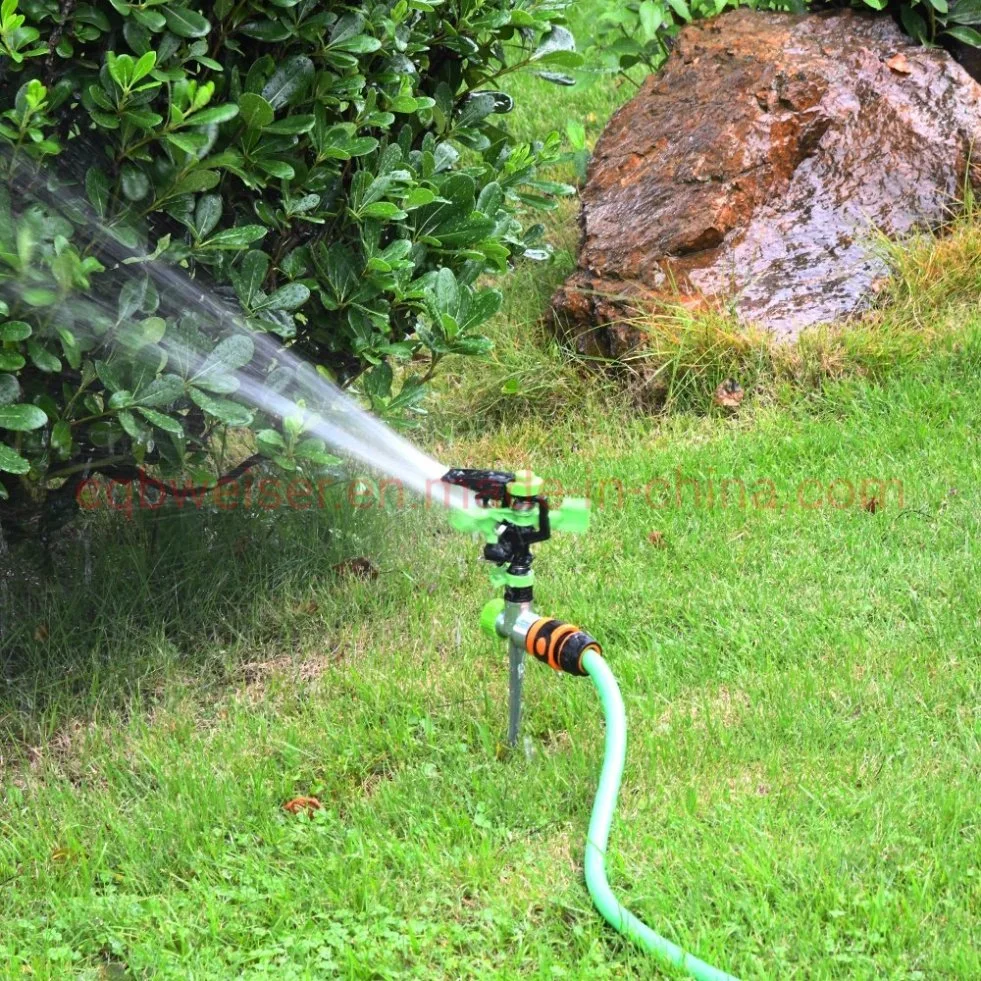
442, 468, 515, 506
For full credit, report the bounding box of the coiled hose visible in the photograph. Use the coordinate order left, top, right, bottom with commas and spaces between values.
581, 650, 739, 981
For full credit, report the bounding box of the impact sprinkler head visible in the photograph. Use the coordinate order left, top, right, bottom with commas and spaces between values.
441, 468, 590, 594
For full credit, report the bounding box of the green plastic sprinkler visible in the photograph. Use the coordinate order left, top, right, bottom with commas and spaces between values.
443, 468, 738, 981
444, 468, 590, 746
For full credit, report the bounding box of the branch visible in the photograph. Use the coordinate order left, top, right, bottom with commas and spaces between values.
99, 454, 265, 501
43, 0, 79, 88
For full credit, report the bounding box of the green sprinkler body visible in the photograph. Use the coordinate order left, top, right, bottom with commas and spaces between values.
442, 468, 595, 746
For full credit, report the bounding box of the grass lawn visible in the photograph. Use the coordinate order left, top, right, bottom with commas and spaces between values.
2, 14, 980, 980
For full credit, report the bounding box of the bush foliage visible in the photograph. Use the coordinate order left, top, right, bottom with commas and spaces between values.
0, 0, 580, 525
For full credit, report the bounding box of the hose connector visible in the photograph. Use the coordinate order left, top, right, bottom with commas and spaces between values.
525, 618, 600, 677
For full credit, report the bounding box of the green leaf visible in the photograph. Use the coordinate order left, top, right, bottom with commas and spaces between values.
132, 50, 156, 83
293, 437, 335, 463
107, 52, 133, 89
121, 166, 151, 202
403, 188, 437, 210
258, 283, 310, 312
360, 202, 408, 220
95, 359, 125, 393
109, 390, 135, 409
264, 115, 316, 136
121, 108, 164, 130
449, 334, 493, 356
900, 4, 929, 43
51, 420, 72, 456
117, 409, 150, 442
195, 194, 222, 238
86, 167, 111, 216
234, 250, 269, 307
167, 132, 208, 154
239, 92, 274, 130
132, 8, 166, 31
118, 277, 149, 321
187, 104, 239, 126
332, 35, 381, 54
261, 55, 315, 110
194, 335, 255, 381
137, 374, 184, 408
0, 404, 48, 432
117, 317, 166, 351
945, 25, 981, 45
239, 19, 291, 42
27, 340, 60, 373
430, 267, 460, 318
163, 6, 211, 39
951, 0, 981, 23
201, 225, 268, 250
256, 158, 295, 180
362, 361, 393, 401
256, 428, 286, 454
0, 374, 19, 406
0, 352, 26, 371
171, 170, 221, 195
189, 387, 253, 426
533, 26, 577, 59
0, 320, 31, 342
639, 0, 663, 39
464, 288, 503, 331
0, 442, 30, 474
137, 407, 184, 434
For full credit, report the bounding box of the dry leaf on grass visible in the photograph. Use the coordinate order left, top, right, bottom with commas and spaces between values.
283, 796, 322, 815
713, 378, 745, 410
647, 530, 667, 547
331, 557, 378, 580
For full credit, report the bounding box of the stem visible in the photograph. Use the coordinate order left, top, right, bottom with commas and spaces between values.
418, 353, 442, 384
45, 454, 129, 481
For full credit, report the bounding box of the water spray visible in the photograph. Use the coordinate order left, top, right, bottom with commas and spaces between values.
442, 468, 737, 981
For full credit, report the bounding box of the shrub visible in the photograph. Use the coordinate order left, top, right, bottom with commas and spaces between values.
0, 0, 581, 532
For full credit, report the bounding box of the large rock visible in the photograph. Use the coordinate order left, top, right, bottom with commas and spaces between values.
551, 10, 981, 354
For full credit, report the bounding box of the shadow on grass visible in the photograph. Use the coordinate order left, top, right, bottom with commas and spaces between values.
0, 490, 384, 744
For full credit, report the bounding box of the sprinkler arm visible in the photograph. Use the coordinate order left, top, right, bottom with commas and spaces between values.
455, 495, 589, 588
444, 468, 590, 587
447, 496, 590, 541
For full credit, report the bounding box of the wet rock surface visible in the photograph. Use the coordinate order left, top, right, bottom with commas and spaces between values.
551, 10, 981, 354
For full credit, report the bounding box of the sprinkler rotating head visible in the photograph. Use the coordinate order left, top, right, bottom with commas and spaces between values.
442, 467, 589, 594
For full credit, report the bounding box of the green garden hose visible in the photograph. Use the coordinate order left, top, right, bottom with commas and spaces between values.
581, 650, 739, 981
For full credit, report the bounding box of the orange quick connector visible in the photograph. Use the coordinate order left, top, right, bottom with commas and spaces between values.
525, 618, 601, 676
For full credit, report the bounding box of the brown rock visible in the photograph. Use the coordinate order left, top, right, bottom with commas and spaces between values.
550, 10, 981, 353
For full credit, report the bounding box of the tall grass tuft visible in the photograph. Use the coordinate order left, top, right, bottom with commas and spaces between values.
434, 207, 981, 429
